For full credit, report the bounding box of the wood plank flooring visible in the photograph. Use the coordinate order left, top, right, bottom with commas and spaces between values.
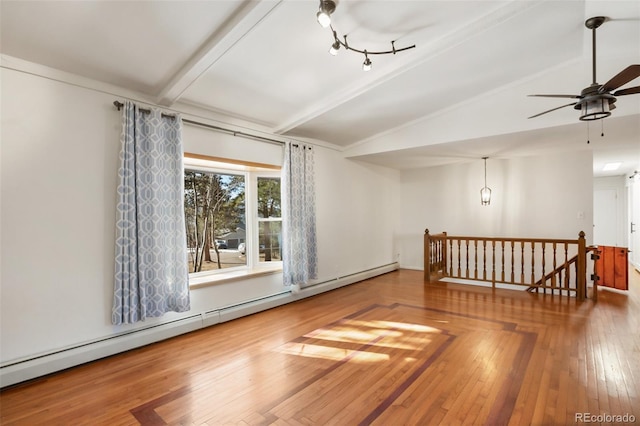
2, 268, 639, 425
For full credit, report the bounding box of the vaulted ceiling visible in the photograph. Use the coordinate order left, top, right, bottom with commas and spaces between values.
1, 0, 639, 176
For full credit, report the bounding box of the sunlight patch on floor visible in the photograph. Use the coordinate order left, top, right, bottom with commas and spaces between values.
277, 342, 390, 363
348, 319, 442, 333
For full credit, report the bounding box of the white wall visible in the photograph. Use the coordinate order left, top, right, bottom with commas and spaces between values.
397, 152, 594, 270
0, 67, 400, 368
314, 154, 401, 280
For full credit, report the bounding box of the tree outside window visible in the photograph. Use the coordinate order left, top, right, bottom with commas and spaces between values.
184, 169, 246, 273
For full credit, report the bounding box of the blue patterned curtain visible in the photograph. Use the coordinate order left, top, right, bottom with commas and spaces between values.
282, 143, 318, 287
112, 101, 190, 325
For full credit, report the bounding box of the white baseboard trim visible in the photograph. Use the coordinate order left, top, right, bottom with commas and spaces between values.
0, 263, 398, 388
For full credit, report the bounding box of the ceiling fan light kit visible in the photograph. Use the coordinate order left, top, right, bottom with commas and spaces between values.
315, 0, 416, 71
580, 93, 612, 121
528, 16, 640, 122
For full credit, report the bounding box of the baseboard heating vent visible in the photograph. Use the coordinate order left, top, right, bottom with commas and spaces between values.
0, 315, 203, 388
296, 262, 399, 298
202, 310, 221, 328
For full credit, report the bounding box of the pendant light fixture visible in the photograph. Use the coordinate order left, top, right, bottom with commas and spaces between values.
316, 0, 416, 71
480, 157, 492, 206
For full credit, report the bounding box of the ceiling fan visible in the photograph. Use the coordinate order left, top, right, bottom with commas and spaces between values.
528, 16, 640, 121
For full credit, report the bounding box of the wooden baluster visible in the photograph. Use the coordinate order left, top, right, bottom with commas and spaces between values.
567, 257, 572, 291
491, 240, 496, 285
520, 242, 525, 284
448, 238, 453, 277
457, 239, 462, 278
482, 240, 487, 281
442, 232, 448, 277
563, 243, 569, 289
551, 243, 557, 289
541, 242, 546, 289
474, 239, 478, 280
465, 239, 470, 279
501, 240, 505, 283
531, 242, 535, 287
511, 241, 515, 283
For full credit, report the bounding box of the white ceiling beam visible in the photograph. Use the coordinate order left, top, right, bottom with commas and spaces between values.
156, 0, 282, 107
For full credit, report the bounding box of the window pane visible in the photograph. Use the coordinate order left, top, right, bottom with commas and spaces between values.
184, 169, 246, 273
257, 177, 281, 218
259, 220, 281, 262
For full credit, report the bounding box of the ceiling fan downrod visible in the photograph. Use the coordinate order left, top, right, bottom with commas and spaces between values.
585, 16, 606, 86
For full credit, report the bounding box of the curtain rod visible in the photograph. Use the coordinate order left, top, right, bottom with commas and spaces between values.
113, 101, 285, 146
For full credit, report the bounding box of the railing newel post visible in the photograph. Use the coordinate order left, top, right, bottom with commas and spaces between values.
577, 231, 586, 301
424, 229, 431, 283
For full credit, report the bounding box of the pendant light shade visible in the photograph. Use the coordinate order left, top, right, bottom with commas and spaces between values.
480, 157, 491, 206
480, 187, 492, 205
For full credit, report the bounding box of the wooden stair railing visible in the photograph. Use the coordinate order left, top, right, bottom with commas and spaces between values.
527, 253, 578, 293
425, 230, 590, 300
527, 246, 598, 297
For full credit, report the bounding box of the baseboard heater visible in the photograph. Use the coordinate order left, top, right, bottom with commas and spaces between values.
0, 262, 398, 388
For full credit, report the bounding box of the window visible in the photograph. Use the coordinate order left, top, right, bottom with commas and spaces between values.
257, 177, 282, 263
184, 156, 281, 280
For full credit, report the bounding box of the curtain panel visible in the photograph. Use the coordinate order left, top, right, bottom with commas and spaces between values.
282, 143, 318, 287
112, 101, 190, 325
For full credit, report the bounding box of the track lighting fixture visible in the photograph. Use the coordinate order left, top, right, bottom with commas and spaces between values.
317, 0, 415, 71
316, 0, 336, 28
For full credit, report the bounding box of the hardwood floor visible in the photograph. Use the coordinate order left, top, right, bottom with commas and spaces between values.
2, 268, 639, 425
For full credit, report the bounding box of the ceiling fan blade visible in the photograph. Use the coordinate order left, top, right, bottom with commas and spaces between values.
599, 64, 640, 93
528, 102, 578, 119
528, 94, 580, 99
613, 85, 640, 96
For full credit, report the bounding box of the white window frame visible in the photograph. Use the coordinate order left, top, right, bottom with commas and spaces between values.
184, 157, 282, 287
253, 172, 283, 267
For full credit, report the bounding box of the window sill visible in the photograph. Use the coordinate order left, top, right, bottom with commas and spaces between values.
189, 265, 282, 289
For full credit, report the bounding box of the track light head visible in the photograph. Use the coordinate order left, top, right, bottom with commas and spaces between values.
317, 0, 336, 28
329, 40, 340, 56
362, 51, 372, 71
